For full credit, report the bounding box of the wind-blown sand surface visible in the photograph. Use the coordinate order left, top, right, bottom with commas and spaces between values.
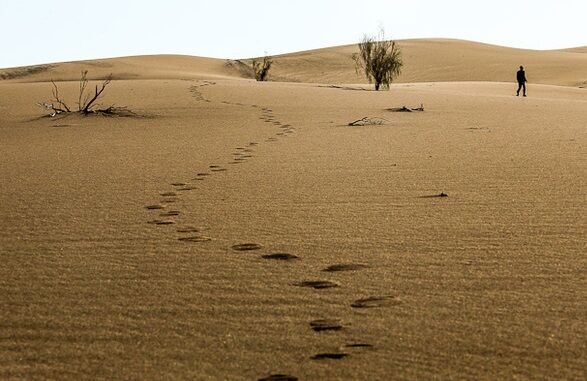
1, 40, 586, 380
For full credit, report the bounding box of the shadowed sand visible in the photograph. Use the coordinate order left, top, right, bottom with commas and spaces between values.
0, 39, 586, 380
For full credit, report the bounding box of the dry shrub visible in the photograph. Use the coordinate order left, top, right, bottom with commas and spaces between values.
353, 29, 403, 91
38, 70, 135, 117
252, 55, 273, 81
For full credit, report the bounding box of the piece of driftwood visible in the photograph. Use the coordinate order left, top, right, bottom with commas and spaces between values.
348, 117, 389, 126
388, 104, 424, 112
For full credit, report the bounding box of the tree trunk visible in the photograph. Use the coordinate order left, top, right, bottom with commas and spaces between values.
375, 82, 380, 91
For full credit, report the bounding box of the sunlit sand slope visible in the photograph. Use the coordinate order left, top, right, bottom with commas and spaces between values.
2, 39, 586, 86
0, 76, 585, 380
0, 55, 232, 82
268, 39, 587, 86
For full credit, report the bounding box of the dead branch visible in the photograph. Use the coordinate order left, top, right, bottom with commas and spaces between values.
37, 102, 63, 117
51, 80, 71, 112
388, 104, 424, 112
78, 70, 89, 110
92, 105, 138, 117
81, 75, 112, 113
348, 116, 389, 126
38, 71, 137, 118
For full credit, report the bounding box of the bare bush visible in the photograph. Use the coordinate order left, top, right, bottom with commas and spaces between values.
38, 70, 133, 117
388, 104, 424, 112
353, 29, 403, 91
348, 116, 389, 126
252, 55, 273, 81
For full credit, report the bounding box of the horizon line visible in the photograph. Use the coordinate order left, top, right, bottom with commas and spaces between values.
1, 37, 585, 70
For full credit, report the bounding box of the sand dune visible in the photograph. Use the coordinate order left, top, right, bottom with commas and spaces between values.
1, 39, 586, 380
268, 39, 587, 86
0, 55, 233, 82
2, 39, 586, 86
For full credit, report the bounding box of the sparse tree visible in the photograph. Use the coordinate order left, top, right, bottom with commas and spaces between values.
252, 55, 273, 81
353, 29, 403, 91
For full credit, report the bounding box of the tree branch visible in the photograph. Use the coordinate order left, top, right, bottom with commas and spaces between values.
78, 70, 89, 110
50, 79, 70, 112
81, 75, 112, 113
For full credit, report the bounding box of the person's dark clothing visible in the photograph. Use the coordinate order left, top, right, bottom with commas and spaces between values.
516, 68, 527, 96
517, 69, 527, 83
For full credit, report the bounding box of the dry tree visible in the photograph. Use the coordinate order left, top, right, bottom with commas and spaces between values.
252, 55, 273, 81
353, 29, 403, 91
38, 71, 134, 117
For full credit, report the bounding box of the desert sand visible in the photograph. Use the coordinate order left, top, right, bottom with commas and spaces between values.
0, 39, 585, 380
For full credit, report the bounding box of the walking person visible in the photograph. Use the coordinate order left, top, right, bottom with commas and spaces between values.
516, 66, 527, 96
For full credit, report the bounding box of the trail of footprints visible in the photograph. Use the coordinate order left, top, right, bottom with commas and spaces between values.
145, 81, 393, 380
145, 81, 297, 242
244, 242, 398, 381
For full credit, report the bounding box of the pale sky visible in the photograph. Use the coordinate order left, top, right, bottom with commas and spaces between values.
2, 0, 586, 68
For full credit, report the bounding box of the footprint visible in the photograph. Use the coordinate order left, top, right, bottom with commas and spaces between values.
171, 182, 187, 187
310, 319, 343, 332
345, 343, 373, 349
295, 280, 339, 289
210, 168, 227, 172
145, 204, 165, 210
232, 243, 262, 251
258, 375, 298, 381
160, 210, 180, 217
261, 253, 299, 261
322, 264, 368, 272
209, 165, 221, 168
177, 186, 197, 191
177, 226, 199, 233
178, 236, 212, 243
351, 296, 401, 309
419, 193, 448, 198
147, 220, 175, 225
311, 353, 348, 360
160, 192, 177, 197
196, 173, 210, 177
